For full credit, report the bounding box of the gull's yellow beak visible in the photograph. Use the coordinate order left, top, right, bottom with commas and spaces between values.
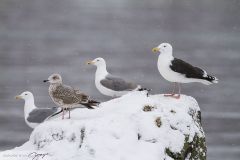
15, 95, 22, 100
152, 47, 160, 53
86, 60, 94, 65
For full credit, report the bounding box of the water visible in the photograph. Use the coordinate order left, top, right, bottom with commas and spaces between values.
0, 0, 240, 159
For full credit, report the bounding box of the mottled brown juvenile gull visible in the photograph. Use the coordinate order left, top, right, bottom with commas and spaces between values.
152, 42, 218, 99
87, 57, 150, 97
15, 91, 63, 128
44, 73, 99, 119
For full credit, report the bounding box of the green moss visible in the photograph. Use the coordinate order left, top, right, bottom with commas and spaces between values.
196, 111, 202, 125
189, 135, 206, 160
165, 134, 206, 160
188, 109, 204, 135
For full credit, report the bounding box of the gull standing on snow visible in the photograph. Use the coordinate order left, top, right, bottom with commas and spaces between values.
87, 57, 149, 97
44, 73, 99, 119
152, 43, 218, 99
15, 91, 63, 128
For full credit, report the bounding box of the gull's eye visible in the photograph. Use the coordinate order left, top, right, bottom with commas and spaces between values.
25, 94, 27, 95
164, 45, 166, 48
53, 76, 58, 80
97, 60, 99, 62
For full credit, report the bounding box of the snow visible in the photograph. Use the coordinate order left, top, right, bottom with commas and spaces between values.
0, 91, 204, 160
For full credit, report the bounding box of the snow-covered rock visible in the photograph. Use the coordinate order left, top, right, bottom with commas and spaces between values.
0, 92, 206, 160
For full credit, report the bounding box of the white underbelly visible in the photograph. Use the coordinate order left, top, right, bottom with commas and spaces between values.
158, 64, 181, 82
157, 56, 209, 85
25, 119, 38, 129
158, 64, 208, 84
158, 62, 199, 83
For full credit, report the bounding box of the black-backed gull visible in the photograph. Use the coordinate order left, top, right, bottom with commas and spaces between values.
152, 43, 218, 99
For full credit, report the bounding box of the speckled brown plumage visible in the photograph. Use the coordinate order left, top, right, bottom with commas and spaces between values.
49, 83, 99, 109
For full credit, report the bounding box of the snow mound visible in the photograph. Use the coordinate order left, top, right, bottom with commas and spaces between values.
0, 92, 206, 160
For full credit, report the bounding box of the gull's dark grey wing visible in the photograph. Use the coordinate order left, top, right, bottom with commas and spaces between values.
100, 74, 138, 91
170, 58, 206, 79
27, 107, 60, 123
45, 107, 63, 120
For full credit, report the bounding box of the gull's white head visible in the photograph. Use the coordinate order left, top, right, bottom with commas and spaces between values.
87, 57, 106, 67
44, 73, 62, 84
15, 91, 34, 101
152, 43, 173, 55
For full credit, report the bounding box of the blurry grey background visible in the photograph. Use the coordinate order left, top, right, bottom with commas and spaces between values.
0, 0, 239, 159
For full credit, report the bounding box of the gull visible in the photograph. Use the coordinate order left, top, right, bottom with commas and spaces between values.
15, 91, 63, 128
152, 42, 218, 99
87, 57, 149, 97
43, 73, 99, 119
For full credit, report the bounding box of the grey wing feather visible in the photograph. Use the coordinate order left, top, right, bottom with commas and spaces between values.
45, 107, 63, 120
27, 107, 59, 123
100, 74, 138, 91
53, 85, 82, 104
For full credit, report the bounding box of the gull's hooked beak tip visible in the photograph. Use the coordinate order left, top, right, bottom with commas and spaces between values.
15, 95, 22, 100
43, 80, 49, 83
152, 47, 160, 53
86, 60, 94, 65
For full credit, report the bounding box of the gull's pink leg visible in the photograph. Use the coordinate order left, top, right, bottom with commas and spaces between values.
172, 83, 181, 99
164, 83, 176, 97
